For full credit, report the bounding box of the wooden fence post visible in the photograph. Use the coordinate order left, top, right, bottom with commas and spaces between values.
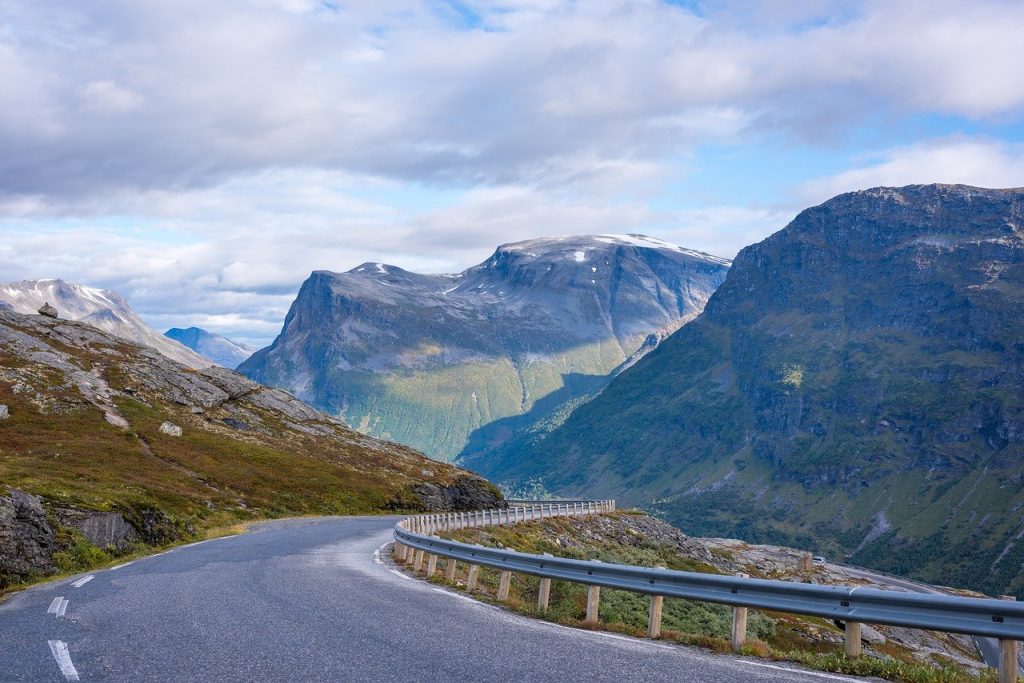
538, 578, 551, 612
731, 573, 748, 651
648, 595, 664, 638
999, 595, 1018, 683
497, 571, 512, 601
585, 585, 600, 624
467, 564, 480, 591
445, 559, 457, 583
426, 554, 437, 577
648, 565, 666, 638
845, 621, 863, 657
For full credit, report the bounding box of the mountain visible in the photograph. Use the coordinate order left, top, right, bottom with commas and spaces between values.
0, 279, 210, 368
238, 234, 730, 460
0, 309, 500, 588
479, 185, 1024, 598
165, 327, 255, 369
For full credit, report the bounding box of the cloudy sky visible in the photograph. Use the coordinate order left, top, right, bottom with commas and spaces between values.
2, 0, 1023, 347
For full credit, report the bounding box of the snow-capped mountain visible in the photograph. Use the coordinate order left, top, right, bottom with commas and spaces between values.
164, 327, 255, 369
239, 234, 731, 460
0, 279, 211, 368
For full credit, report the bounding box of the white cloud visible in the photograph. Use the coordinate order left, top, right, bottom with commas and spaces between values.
1, 0, 1022, 200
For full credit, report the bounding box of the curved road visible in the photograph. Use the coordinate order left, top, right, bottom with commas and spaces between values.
0, 516, 872, 682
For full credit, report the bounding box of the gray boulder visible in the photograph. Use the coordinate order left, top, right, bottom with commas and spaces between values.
159, 422, 182, 436
411, 476, 504, 511
0, 404, 8, 420
53, 508, 140, 551
37, 302, 58, 318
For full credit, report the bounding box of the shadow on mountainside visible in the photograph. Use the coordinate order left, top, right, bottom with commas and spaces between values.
456, 371, 610, 477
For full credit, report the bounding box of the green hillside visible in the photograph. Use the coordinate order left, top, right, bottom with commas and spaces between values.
473, 185, 1024, 598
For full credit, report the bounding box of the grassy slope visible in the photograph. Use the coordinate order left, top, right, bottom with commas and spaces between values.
328, 336, 637, 460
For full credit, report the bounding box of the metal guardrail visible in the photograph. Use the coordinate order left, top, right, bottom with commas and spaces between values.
393, 501, 1023, 682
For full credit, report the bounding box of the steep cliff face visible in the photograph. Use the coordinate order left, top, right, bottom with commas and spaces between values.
0, 310, 499, 587
485, 185, 1024, 597
239, 235, 729, 460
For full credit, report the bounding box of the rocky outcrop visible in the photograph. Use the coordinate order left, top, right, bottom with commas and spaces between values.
411, 476, 504, 511
490, 185, 1024, 599
0, 490, 56, 581
240, 234, 730, 460
52, 507, 140, 551
37, 302, 58, 318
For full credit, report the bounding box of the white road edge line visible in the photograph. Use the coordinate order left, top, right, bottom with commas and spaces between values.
56, 598, 69, 617
71, 575, 93, 588
743, 661, 866, 681
109, 561, 134, 570
47, 596, 63, 614
375, 540, 414, 581
47, 640, 80, 681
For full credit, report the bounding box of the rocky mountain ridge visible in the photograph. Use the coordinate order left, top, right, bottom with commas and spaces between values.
239, 234, 730, 460
0, 279, 210, 368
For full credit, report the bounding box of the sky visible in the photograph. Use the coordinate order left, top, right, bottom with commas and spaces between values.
1, 0, 1023, 347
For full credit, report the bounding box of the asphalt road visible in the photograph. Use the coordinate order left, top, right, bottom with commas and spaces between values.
0, 515, 879, 682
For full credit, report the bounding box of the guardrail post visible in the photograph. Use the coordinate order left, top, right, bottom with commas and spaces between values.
467, 564, 480, 591
426, 554, 438, 576
731, 573, 749, 651
585, 585, 600, 624
844, 620, 862, 658
999, 595, 1018, 683
413, 549, 424, 573
445, 558, 457, 583
648, 566, 666, 638
497, 570, 512, 601
538, 578, 551, 612
394, 542, 407, 562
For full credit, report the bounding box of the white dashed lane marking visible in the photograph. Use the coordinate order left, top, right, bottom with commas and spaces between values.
71, 575, 93, 588
46, 597, 63, 614
48, 640, 80, 681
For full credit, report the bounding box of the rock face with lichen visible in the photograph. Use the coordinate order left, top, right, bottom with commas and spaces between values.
0, 489, 56, 579
487, 185, 1024, 599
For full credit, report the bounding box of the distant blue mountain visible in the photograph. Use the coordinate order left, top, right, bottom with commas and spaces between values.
164, 327, 255, 369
